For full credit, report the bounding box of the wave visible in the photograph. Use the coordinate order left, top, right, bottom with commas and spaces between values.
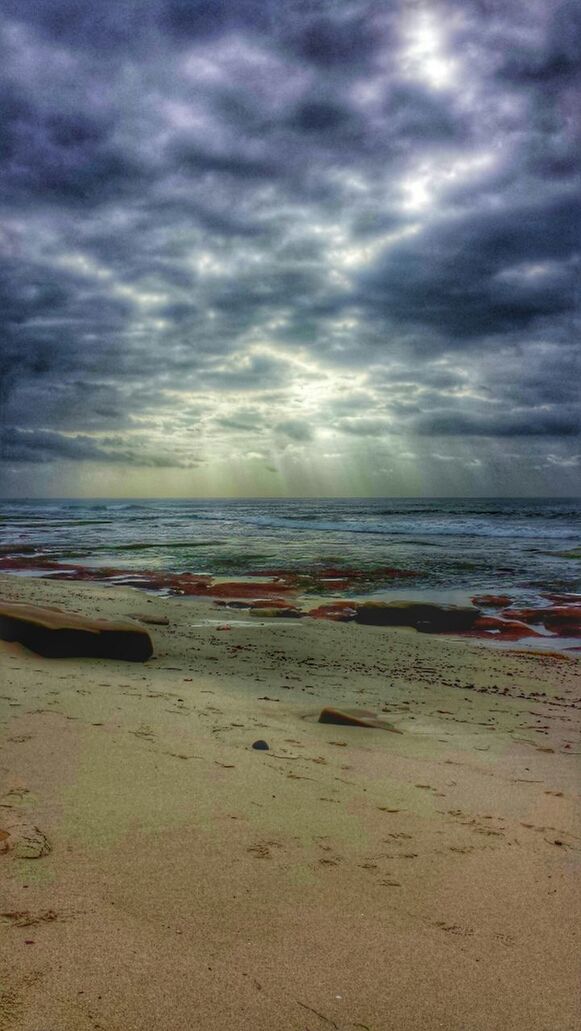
376, 507, 581, 519
90, 540, 223, 552
234, 514, 578, 540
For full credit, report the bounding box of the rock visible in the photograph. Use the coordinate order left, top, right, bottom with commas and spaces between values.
354, 601, 480, 633
471, 594, 513, 608
129, 613, 170, 626
0, 601, 153, 661
467, 616, 543, 640
251, 739, 269, 750
307, 603, 357, 621
541, 592, 581, 605
243, 566, 418, 592
318, 707, 401, 732
502, 605, 581, 636
501, 607, 547, 623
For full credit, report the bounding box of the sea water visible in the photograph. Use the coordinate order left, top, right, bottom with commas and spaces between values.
0, 497, 579, 606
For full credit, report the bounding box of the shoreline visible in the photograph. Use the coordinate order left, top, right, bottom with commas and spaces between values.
1, 563, 580, 649
0, 573, 580, 1030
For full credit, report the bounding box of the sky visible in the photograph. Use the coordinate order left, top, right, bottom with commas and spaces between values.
0, 0, 579, 498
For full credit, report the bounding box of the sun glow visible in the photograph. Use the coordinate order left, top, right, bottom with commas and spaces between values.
401, 9, 458, 90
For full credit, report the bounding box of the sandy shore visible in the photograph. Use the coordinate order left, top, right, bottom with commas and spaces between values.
0, 573, 580, 1031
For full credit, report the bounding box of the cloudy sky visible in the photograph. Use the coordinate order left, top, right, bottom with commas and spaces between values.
0, 0, 579, 498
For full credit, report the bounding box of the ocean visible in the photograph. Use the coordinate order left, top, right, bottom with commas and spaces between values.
0, 497, 579, 608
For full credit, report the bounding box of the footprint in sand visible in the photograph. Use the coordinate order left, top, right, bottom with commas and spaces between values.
434, 921, 475, 937
247, 840, 284, 859
130, 724, 155, 740
0, 821, 51, 859
0, 909, 64, 927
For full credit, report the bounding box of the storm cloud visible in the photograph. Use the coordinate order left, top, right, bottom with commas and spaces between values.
0, 0, 579, 495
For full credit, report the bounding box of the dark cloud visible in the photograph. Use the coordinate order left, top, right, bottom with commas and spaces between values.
0, 0, 579, 492
0, 426, 201, 466
499, 0, 581, 85
359, 193, 580, 338
410, 409, 581, 438
274, 419, 313, 442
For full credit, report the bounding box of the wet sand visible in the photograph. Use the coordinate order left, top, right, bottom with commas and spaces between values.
1, 573, 580, 1031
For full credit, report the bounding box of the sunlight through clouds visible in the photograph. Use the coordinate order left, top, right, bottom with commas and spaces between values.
0, 0, 578, 497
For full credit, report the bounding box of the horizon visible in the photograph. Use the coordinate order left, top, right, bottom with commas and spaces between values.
1, 494, 579, 503
1, 1, 579, 499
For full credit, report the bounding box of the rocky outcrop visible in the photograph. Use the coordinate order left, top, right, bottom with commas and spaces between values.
471, 594, 513, 608
307, 602, 357, 621
249, 606, 303, 618
0, 601, 153, 661
467, 615, 542, 640
502, 605, 581, 637
354, 601, 480, 633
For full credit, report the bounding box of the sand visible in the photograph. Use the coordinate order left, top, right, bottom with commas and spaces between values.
0, 573, 579, 1031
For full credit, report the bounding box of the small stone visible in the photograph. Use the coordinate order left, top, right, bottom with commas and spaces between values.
251, 740, 270, 750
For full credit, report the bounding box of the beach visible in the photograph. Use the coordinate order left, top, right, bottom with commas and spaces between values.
1, 572, 580, 1031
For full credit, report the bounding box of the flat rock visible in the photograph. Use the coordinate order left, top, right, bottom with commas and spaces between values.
468, 615, 542, 640
502, 605, 581, 636
471, 594, 513, 608
308, 602, 358, 621
318, 707, 401, 732
355, 601, 480, 632
129, 613, 170, 626
0, 601, 153, 661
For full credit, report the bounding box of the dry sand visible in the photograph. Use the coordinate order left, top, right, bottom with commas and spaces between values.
0, 573, 580, 1031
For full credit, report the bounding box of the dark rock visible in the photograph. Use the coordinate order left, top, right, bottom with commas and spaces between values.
251, 739, 270, 750
354, 601, 480, 632
0, 601, 153, 661
318, 707, 401, 732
